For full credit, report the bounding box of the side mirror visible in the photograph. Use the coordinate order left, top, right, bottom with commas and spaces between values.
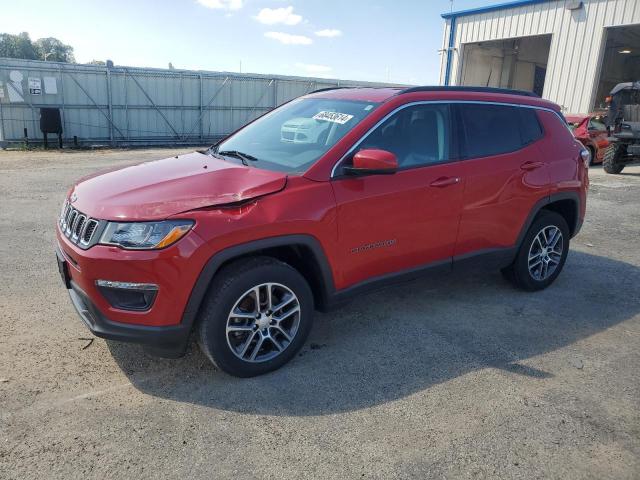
343, 149, 398, 176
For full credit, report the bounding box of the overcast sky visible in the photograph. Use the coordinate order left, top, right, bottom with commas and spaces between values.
0, 0, 493, 85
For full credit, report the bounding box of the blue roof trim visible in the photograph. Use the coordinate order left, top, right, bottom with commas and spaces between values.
442, 0, 551, 19
444, 16, 457, 86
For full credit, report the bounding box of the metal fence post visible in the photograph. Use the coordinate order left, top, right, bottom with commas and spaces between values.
124, 70, 130, 141
0, 96, 5, 145
106, 66, 114, 144
127, 69, 181, 140
273, 79, 277, 108
59, 64, 67, 142
199, 74, 203, 141
183, 76, 229, 140
68, 72, 126, 139
179, 73, 185, 139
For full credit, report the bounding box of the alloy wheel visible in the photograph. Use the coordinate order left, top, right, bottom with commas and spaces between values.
528, 225, 564, 281
226, 283, 301, 363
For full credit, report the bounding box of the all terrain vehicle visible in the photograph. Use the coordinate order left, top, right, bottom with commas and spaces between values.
603, 81, 640, 174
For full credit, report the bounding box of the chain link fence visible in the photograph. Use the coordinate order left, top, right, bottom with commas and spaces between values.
0, 58, 402, 147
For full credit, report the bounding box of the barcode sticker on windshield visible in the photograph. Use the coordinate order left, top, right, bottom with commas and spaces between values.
313, 111, 354, 124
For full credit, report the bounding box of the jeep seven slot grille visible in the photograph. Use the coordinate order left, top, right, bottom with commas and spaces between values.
59, 201, 101, 247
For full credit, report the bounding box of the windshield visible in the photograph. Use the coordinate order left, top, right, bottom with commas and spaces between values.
565, 117, 584, 131
214, 98, 379, 174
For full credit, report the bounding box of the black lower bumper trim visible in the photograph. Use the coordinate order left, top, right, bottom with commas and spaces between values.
68, 281, 191, 358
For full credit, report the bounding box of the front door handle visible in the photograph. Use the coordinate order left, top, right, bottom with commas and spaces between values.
430, 176, 461, 188
520, 161, 544, 171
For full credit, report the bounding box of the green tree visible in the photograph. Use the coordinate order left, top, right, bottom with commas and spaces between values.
0, 33, 75, 62
33, 37, 75, 62
0, 32, 38, 59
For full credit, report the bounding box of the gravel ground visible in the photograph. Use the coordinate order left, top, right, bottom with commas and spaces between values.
0, 148, 639, 479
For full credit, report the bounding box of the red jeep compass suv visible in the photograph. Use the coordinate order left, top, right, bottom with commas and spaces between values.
56, 86, 589, 377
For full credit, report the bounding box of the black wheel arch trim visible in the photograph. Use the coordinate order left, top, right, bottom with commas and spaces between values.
181, 234, 336, 332
516, 192, 582, 249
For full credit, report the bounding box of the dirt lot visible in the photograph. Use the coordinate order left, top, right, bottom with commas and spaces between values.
0, 148, 639, 479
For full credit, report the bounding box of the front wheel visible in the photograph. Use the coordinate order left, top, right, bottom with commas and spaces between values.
198, 257, 314, 377
502, 211, 570, 291
603, 144, 625, 174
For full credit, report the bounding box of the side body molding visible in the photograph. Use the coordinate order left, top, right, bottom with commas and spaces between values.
182, 192, 582, 338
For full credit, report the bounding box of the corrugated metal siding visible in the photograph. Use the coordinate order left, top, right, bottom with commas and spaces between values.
440, 0, 640, 113
0, 59, 401, 145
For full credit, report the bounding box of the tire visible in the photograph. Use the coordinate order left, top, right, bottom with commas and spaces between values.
197, 256, 314, 377
502, 211, 570, 292
603, 144, 625, 174
587, 146, 596, 166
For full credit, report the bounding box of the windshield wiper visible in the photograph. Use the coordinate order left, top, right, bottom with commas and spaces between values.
217, 150, 259, 166
206, 147, 226, 161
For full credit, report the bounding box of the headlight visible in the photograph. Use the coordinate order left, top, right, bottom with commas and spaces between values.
99, 220, 194, 250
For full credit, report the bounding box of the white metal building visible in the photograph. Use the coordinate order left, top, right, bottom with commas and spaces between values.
439, 0, 640, 114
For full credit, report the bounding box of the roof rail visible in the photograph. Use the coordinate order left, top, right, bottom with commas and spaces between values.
307, 86, 353, 94
398, 86, 540, 98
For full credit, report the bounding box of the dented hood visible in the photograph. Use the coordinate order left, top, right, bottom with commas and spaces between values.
70, 152, 287, 220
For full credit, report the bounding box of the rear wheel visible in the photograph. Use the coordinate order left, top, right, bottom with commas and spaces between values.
603, 144, 625, 174
502, 211, 570, 291
198, 257, 314, 377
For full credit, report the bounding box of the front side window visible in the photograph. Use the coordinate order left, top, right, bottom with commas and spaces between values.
214, 98, 379, 174
339, 104, 451, 173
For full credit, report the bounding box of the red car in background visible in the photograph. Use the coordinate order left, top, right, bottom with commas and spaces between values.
566, 113, 609, 165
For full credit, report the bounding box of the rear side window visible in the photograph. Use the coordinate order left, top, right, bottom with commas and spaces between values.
460, 104, 543, 159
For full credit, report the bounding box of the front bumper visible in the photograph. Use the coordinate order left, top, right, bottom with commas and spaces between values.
55, 219, 213, 356
57, 246, 191, 357
72, 282, 191, 357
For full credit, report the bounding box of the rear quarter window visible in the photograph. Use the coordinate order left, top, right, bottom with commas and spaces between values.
460, 104, 543, 159
518, 108, 544, 145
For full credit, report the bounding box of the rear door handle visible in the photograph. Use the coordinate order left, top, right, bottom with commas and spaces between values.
430, 176, 461, 188
520, 161, 544, 171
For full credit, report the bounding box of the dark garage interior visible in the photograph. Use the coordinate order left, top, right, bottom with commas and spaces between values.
593, 23, 640, 110
459, 34, 552, 96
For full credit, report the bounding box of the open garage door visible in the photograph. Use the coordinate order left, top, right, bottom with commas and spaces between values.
593, 24, 640, 110
459, 35, 552, 96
